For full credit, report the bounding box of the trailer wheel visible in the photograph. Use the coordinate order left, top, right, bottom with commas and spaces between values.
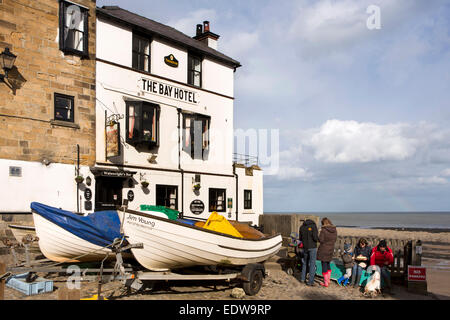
242, 268, 263, 296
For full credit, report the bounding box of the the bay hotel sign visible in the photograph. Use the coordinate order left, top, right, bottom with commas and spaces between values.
140, 78, 199, 105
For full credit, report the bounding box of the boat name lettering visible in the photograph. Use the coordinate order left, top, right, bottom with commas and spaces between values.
127, 214, 155, 228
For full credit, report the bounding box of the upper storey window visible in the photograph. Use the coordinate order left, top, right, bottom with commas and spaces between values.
132, 34, 151, 73
188, 54, 202, 87
59, 1, 89, 57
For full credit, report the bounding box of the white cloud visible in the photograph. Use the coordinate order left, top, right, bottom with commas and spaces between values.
308, 120, 418, 163
221, 31, 259, 57
275, 167, 313, 181
441, 169, 450, 177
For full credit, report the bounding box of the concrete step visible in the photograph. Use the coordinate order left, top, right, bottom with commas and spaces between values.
264, 261, 282, 271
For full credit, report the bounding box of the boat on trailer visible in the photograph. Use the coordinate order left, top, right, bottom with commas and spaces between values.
119, 208, 283, 271
31, 202, 124, 263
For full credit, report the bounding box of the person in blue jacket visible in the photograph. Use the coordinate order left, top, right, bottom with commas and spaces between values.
351, 238, 372, 287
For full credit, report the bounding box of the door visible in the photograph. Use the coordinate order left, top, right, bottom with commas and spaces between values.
95, 177, 123, 211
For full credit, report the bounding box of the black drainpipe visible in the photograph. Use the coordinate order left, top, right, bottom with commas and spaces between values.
233, 164, 239, 222
177, 108, 184, 218
76, 144, 80, 213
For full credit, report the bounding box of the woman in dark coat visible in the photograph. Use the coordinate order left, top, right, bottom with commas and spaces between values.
317, 217, 337, 287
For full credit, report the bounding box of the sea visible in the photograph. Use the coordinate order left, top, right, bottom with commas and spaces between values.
266, 212, 450, 230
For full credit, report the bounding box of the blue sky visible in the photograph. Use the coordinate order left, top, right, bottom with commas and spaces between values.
97, 0, 450, 212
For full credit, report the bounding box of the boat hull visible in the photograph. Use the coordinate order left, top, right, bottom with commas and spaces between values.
32, 213, 114, 263
121, 210, 282, 271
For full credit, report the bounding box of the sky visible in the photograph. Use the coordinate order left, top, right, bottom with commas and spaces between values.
97, 0, 450, 213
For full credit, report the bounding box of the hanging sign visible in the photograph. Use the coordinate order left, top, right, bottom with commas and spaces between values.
164, 54, 179, 68
106, 121, 120, 159
141, 78, 199, 105
127, 190, 135, 202
190, 200, 205, 215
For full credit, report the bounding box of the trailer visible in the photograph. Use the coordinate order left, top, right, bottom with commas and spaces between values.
3, 237, 267, 298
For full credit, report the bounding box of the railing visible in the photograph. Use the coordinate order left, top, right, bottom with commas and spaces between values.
233, 153, 259, 167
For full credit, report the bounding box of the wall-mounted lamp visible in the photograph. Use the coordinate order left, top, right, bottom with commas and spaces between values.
0, 47, 17, 82
85, 176, 92, 186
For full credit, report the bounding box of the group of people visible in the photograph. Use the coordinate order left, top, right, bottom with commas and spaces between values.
298, 217, 394, 291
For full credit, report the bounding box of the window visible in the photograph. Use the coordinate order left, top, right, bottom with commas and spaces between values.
244, 190, 252, 210
182, 113, 210, 160
209, 188, 226, 212
126, 101, 159, 147
59, 1, 89, 57
54, 93, 74, 122
156, 185, 178, 210
188, 54, 202, 87
132, 34, 151, 72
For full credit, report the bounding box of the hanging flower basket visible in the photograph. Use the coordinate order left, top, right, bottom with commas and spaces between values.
141, 181, 149, 188
193, 183, 201, 191
75, 175, 84, 184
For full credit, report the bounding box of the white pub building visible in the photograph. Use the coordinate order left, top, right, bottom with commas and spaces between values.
91, 6, 263, 225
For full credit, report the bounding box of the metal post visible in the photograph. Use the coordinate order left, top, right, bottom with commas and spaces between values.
0, 262, 5, 300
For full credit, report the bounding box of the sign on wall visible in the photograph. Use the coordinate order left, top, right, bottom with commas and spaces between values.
141, 78, 199, 105
106, 121, 120, 159
190, 200, 205, 215
164, 54, 179, 68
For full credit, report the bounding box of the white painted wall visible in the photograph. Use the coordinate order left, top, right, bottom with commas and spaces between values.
151, 38, 188, 83
0, 159, 91, 213
96, 18, 132, 67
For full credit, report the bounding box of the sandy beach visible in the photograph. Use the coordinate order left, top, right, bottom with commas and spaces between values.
1, 227, 449, 300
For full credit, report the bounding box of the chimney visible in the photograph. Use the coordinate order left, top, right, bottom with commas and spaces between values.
203, 21, 210, 32
193, 20, 220, 50
196, 24, 203, 37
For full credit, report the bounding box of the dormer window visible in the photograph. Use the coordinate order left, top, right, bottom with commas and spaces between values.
59, 1, 89, 57
188, 54, 202, 87
132, 34, 151, 72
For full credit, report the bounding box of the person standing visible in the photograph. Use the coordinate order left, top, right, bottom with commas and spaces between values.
317, 217, 337, 287
351, 238, 372, 287
299, 219, 319, 286
370, 239, 394, 292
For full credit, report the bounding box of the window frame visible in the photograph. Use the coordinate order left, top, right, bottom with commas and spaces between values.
132, 33, 151, 73
188, 54, 202, 88
59, 0, 89, 57
54, 92, 75, 123
209, 188, 226, 213
244, 190, 252, 210
125, 100, 160, 147
182, 113, 210, 160
156, 184, 178, 210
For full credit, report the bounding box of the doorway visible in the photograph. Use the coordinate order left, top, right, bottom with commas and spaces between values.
95, 177, 123, 211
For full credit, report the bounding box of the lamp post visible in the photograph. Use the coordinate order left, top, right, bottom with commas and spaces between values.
0, 47, 17, 81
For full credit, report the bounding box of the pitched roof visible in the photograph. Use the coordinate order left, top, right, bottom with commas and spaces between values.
97, 6, 241, 69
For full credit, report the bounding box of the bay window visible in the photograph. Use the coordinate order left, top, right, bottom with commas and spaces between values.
126, 101, 159, 147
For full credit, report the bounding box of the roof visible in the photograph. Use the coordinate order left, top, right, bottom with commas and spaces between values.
96, 6, 241, 69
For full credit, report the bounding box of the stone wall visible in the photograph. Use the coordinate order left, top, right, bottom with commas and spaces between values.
259, 214, 320, 246
0, 0, 96, 166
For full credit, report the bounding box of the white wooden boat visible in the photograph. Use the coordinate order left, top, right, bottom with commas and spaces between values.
8, 224, 41, 253
120, 209, 282, 271
31, 202, 124, 263
32, 213, 115, 263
